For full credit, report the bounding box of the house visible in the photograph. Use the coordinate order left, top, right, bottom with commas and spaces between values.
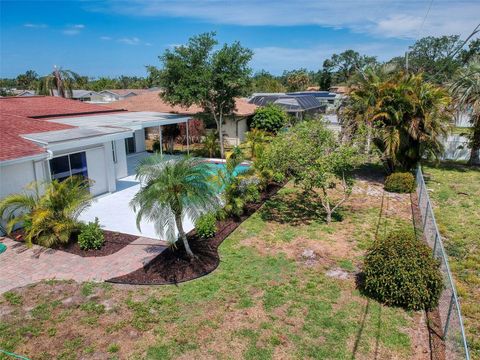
50, 90, 105, 103
0, 96, 191, 201
98, 89, 151, 103
107, 91, 258, 145
248, 94, 322, 119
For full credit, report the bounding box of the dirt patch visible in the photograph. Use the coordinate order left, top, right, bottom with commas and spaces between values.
108, 182, 285, 285
9, 230, 139, 257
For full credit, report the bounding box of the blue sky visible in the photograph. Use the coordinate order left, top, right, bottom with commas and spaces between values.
1, 0, 479, 78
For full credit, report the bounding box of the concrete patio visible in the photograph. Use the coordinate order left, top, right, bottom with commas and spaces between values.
79, 152, 195, 240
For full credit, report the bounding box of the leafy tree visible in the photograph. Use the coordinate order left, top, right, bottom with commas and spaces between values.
404, 35, 464, 83
157, 32, 253, 158
282, 68, 310, 92
459, 38, 480, 65
251, 70, 285, 93
450, 58, 480, 165
318, 59, 334, 90
321, 50, 377, 85
261, 121, 358, 223
0, 177, 92, 248
16, 70, 38, 89
251, 104, 288, 133
145, 65, 163, 87
37, 66, 82, 98
130, 155, 219, 258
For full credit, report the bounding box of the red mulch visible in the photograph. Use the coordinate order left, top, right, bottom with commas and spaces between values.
107, 182, 284, 285
9, 230, 138, 257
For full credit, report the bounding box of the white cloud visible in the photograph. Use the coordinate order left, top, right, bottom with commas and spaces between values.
118, 37, 141, 45
96, 0, 480, 39
63, 24, 86, 36
24, 23, 48, 28
100, 36, 112, 40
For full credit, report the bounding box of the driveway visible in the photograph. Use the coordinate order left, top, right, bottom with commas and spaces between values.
79, 152, 194, 240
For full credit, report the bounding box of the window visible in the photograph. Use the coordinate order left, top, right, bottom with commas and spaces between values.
50, 152, 88, 182
125, 137, 136, 155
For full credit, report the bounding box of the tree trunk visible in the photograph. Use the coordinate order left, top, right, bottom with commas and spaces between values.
218, 119, 225, 159
366, 125, 372, 155
467, 116, 480, 166
175, 214, 194, 258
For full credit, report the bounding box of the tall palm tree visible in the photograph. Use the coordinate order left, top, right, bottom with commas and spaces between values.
0, 177, 92, 247
130, 155, 219, 258
450, 58, 480, 165
37, 66, 81, 98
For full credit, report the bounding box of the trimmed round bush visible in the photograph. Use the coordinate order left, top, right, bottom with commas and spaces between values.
251, 104, 288, 134
384, 172, 415, 193
195, 213, 217, 238
363, 230, 443, 310
78, 217, 105, 250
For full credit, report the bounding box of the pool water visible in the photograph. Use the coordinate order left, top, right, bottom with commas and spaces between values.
0, 243, 6, 254
208, 162, 250, 177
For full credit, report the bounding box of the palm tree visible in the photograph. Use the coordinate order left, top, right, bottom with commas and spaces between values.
372, 73, 451, 171
450, 58, 480, 165
37, 66, 81, 98
245, 128, 269, 159
130, 155, 219, 258
0, 177, 92, 247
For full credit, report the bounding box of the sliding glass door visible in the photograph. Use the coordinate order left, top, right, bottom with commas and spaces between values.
50, 152, 88, 182
125, 137, 136, 155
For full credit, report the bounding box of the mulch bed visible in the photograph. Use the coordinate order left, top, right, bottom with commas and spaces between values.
10, 230, 138, 257
107, 182, 285, 285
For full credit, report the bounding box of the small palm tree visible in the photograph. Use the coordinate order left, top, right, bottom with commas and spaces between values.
245, 128, 269, 159
0, 177, 92, 247
37, 66, 81, 98
202, 131, 220, 158
130, 155, 219, 258
450, 58, 480, 165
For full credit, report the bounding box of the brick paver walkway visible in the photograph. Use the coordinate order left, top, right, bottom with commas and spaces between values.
0, 236, 167, 294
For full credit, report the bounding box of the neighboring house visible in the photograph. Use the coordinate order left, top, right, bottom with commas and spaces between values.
249, 94, 322, 119
107, 91, 257, 146
0, 96, 190, 202
98, 89, 151, 103
51, 90, 105, 103
13, 90, 36, 97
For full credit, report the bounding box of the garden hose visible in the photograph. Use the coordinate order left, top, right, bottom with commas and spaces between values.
0, 349, 30, 360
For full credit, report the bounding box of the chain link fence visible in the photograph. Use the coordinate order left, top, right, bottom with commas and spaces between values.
415, 167, 470, 360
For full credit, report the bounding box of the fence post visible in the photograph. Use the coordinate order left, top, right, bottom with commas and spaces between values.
432, 232, 439, 257
444, 292, 455, 339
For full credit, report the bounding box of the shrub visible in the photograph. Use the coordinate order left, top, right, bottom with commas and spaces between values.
384, 172, 415, 193
195, 213, 217, 238
363, 229, 443, 310
78, 218, 104, 250
251, 104, 288, 134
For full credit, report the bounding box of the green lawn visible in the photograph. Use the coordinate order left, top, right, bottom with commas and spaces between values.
1, 181, 423, 359
423, 163, 480, 358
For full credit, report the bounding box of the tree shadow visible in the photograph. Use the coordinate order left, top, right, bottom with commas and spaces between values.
259, 191, 344, 225
353, 163, 386, 183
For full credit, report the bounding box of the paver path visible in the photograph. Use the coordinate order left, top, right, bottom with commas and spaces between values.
0, 236, 167, 294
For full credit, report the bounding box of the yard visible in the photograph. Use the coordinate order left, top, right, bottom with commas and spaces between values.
422, 163, 480, 358
0, 170, 430, 360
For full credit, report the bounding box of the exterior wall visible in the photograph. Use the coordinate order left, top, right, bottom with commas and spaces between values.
442, 135, 471, 161
0, 161, 38, 200
134, 129, 146, 153
113, 139, 128, 179
223, 117, 248, 145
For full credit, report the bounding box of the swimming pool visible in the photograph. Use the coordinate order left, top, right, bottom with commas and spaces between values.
207, 161, 250, 177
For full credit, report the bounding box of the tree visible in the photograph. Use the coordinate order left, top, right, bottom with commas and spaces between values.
251, 104, 288, 134
130, 155, 220, 258
0, 177, 92, 248
282, 68, 310, 92
321, 50, 377, 85
450, 58, 480, 165
318, 59, 334, 90
404, 35, 464, 83
372, 72, 451, 171
251, 70, 285, 93
37, 66, 82, 98
261, 120, 358, 223
158, 32, 253, 158
245, 128, 270, 159
16, 70, 38, 89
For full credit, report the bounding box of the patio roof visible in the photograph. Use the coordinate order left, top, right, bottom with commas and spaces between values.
47, 111, 190, 130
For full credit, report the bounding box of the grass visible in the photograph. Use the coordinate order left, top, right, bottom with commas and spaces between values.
0, 179, 422, 359
423, 162, 480, 357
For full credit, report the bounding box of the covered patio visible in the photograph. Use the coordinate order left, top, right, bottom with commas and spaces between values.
79, 152, 194, 240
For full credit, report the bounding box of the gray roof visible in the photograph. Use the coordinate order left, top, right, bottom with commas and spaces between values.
249, 95, 322, 112
22, 126, 130, 145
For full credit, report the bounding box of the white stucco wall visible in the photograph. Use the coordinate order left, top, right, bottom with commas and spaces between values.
442, 135, 471, 161
0, 161, 38, 199
223, 118, 248, 145
134, 129, 146, 153
113, 139, 128, 179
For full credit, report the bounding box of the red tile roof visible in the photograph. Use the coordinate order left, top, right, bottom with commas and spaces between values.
0, 96, 124, 162
107, 91, 258, 116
